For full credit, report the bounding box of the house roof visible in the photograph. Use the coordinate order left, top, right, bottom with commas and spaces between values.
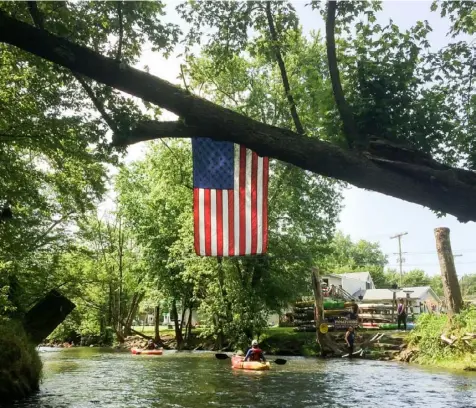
321, 271, 373, 282
340, 272, 373, 282
359, 286, 440, 302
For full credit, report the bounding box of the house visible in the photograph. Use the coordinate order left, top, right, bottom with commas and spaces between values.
320, 271, 375, 298
356, 286, 441, 314
162, 309, 200, 327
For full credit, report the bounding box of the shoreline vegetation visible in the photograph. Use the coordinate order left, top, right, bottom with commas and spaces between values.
0, 319, 42, 403
41, 306, 476, 373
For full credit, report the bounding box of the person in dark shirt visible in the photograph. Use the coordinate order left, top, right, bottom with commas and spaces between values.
350, 301, 359, 319
345, 327, 355, 358
244, 340, 266, 362
146, 339, 157, 350
397, 298, 407, 331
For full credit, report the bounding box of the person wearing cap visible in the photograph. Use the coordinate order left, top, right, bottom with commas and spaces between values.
244, 340, 266, 362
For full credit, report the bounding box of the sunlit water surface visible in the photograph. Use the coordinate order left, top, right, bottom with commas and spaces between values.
7, 347, 476, 408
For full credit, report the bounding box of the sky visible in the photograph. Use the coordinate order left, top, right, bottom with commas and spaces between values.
121, 1, 476, 278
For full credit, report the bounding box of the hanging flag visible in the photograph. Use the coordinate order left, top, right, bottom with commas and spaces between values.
192, 138, 269, 257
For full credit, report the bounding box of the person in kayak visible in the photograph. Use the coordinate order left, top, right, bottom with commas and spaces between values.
345, 327, 355, 358
146, 339, 157, 350
244, 340, 266, 362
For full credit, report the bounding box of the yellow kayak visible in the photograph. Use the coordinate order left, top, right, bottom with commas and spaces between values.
231, 356, 270, 370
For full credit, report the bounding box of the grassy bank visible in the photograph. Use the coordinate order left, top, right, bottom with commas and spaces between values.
0, 319, 42, 401
406, 306, 476, 371
259, 327, 319, 356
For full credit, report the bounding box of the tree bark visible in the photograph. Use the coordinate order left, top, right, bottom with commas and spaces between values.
310, 267, 343, 356
154, 305, 161, 342
123, 291, 144, 336
2, 12, 476, 222
265, 1, 304, 135
325, 1, 363, 148
185, 307, 193, 342
171, 299, 183, 349
434, 227, 463, 316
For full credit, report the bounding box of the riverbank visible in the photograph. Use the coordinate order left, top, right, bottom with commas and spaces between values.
0, 319, 42, 402
396, 307, 476, 372
114, 326, 408, 361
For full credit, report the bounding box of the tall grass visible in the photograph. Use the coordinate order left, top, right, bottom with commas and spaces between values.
0, 318, 42, 401
408, 306, 476, 369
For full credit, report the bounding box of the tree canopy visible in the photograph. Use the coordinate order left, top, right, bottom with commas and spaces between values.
0, 1, 475, 221
1, 0, 474, 348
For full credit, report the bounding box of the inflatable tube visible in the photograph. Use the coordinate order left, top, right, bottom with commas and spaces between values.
131, 348, 163, 355
231, 356, 270, 371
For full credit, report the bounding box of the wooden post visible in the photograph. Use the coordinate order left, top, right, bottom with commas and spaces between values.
434, 227, 463, 316
310, 267, 343, 356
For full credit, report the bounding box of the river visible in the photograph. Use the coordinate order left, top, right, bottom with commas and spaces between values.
7, 347, 476, 408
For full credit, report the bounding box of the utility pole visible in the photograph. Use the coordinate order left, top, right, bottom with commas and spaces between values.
390, 232, 408, 287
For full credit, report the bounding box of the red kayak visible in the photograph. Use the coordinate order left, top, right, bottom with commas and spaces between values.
131, 348, 163, 355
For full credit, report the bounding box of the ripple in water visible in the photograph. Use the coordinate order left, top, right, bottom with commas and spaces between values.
6, 348, 476, 408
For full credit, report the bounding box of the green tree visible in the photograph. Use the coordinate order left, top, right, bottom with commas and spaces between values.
1, 1, 475, 220
0, 1, 179, 317
385, 268, 432, 288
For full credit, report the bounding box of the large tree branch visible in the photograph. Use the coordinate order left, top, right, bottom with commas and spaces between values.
326, 1, 364, 148
2, 11, 476, 222
265, 1, 304, 135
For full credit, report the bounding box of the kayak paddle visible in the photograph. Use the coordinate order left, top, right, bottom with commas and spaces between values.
215, 353, 287, 365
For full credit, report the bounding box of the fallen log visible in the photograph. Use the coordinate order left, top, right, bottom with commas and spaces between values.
23, 290, 75, 344
440, 334, 456, 346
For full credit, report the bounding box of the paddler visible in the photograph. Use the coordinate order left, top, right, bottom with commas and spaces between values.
244, 340, 266, 362
146, 339, 157, 350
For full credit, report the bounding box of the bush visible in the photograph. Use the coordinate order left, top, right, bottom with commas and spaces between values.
408, 306, 476, 369
0, 318, 42, 401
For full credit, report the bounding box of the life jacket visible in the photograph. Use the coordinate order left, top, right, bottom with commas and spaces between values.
249, 347, 263, 361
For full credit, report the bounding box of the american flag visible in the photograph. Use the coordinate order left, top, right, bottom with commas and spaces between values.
192, 138, 269, 256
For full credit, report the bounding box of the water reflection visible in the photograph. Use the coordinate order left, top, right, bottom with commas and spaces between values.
8, 349, 476, 408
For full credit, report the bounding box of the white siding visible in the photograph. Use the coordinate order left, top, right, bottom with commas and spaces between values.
342, 278, 368, 296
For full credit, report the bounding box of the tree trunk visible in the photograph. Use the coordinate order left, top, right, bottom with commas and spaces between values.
185, 308, 193, 342
23, 290, 76, 345
2, 12, 476, 223
123, 291, 144, 336
310, 267, 344, 356
154, 305, 161, 343
180, 300, 186, 332
171, 299, 183, 349
434, 227, 463, 316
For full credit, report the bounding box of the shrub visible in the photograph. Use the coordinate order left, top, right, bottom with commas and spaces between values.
0, 318, 42, 401
408, 306, 476, 367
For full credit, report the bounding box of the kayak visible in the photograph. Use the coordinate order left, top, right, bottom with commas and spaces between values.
231, 356, 270, 371
361, 322, 380, 329
131, 348, 163, 355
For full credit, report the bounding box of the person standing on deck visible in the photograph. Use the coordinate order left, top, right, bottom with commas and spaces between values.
345, 327, 355, 358
397, 298, 407, 331
244, 340, 266, 362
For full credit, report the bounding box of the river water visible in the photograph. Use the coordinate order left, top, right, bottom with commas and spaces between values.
7, 348, 476, 408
